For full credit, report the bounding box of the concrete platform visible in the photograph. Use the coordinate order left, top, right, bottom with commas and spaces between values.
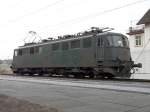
0, 76, 150, 112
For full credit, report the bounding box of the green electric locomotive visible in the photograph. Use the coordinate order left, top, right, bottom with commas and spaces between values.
11, 27, 141, 78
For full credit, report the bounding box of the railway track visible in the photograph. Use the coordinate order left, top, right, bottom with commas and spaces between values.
1, 73, 150, 83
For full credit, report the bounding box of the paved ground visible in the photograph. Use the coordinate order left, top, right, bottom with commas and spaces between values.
1, 75, 150, 94
0, 75, 150, 112
0, 94, 57, 112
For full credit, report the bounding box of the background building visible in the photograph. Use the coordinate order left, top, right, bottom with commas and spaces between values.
127, 9, 150, 79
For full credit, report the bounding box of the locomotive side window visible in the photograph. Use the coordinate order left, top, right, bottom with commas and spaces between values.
83, 38, 92, 48
52, 43, 60, 51
18, 49, 22, 56
39, 47, 42, 53
14, 50, 18, 56
71, 40, 80, 49
35, 46, 42, 54
30, 47, 34, 54
35, 47, 39, 53
15, 48, 29, 56
62, 42, 69, 50
22, 48, 28, 55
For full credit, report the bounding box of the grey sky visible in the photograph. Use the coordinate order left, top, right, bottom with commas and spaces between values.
0, 0, 149, 59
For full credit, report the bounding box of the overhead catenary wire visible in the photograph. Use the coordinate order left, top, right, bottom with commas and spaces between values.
5, 0, 149, 43
36, 0, 149, 31
8, 0, 65, 23
9, 0, 25, 8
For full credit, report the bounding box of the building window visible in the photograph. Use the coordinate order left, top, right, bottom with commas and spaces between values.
135, 36, 142, 46
83, 38, 92, 48
71, 40, 80, 49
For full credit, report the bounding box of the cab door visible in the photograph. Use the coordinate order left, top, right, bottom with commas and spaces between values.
96, 35, 105, 61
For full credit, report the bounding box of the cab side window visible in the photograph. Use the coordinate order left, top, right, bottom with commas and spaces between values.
97, 36, 104, 47
18, 49, 23, 56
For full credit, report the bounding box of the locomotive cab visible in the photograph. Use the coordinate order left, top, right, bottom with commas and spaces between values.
96, 33, 139, 78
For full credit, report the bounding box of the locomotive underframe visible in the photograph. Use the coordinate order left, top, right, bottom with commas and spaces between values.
12, 60, 134, 78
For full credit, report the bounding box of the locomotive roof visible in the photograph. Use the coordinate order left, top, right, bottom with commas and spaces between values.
17, 32, 124, 49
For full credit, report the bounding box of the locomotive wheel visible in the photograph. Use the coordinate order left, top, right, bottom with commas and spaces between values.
88, 72, 95, 79
15, 70, 25, 76
106, 73, 115, 79
89, 74, 94, 79
16, 73, 24, 76
63, 73, 69, 78
38, 73, 44, 76
107, 75, 115, 79
101, 73, 114, 79
47, 73, 53, 77
28, 73, 34, 76
74, 74, 84, 79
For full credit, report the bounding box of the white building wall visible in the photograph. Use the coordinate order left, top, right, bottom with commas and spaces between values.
128, 33, 145, 73
145, 24, 150, 42
128, 24, 150, 79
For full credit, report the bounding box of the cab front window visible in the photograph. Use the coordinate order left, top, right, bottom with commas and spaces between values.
106, 35, 129, 47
